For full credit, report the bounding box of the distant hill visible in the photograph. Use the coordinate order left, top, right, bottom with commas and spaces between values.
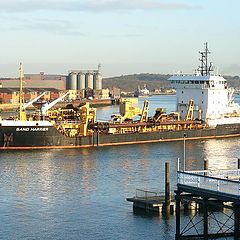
103, 73, 171, 92
103, 73, 240, 91
224, 75, 240, 89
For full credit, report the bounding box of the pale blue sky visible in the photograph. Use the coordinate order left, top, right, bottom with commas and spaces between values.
0, 0, 239, 77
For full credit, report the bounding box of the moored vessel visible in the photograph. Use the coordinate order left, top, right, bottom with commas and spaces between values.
0, 44, 240, 150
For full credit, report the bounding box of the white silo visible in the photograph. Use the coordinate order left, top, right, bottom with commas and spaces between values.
77, 72, 85, 90
68, 72, 77, 90
85, 72, 94, 89
93, 71, 102, 90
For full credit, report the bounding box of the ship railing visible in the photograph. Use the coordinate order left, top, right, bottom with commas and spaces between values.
57, 120, 83, 125
178, 170, 240, 197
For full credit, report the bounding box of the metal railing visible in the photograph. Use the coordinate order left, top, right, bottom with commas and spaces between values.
178, 170, 240, 197
135, 189, 164, 199
186, 169, 240, 179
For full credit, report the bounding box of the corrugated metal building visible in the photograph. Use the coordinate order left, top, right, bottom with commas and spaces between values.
0, 72, 66, 90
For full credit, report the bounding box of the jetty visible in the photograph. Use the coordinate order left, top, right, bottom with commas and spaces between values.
176, 169, 240, 239
127, 162, 176, 215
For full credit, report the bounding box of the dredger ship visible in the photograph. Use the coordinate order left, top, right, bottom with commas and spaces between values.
1, 44, 240, 150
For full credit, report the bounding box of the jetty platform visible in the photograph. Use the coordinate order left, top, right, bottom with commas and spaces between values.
127, 188, 175, 214
176, 169, 240, 240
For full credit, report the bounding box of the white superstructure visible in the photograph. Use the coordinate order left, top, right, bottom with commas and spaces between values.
169, 43, 240, 127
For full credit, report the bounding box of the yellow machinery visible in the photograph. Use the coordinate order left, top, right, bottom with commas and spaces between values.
152, 108, 167, 122
140, 100, 149, 122
185, 99, 194, 121
48, 108, 79, 122
112, 99, 142, 123
56, 102, 96, 137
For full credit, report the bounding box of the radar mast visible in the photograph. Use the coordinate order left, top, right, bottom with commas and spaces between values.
198, 42, 213, 76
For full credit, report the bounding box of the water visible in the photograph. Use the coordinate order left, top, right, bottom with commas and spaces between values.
0, 95, 240, 240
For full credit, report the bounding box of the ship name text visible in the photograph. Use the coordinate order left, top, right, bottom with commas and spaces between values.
16, 127, 49, 132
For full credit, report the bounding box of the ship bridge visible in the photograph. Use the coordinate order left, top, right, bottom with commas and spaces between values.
168, 74, 229, 122
167, 44, 232, 122
169, 75, 227, 90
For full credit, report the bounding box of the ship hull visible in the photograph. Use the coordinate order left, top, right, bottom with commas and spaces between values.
0, 123, 240, 150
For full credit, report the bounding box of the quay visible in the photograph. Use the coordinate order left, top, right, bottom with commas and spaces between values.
176, 169, 240, 240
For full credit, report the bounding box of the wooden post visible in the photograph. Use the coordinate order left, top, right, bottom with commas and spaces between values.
204, 159, 208, 170
175, 192, 181, 239
165, 162, 170, 214
204, 159, 208, 176
238, 159, 240, 169
97, 130, 99, 146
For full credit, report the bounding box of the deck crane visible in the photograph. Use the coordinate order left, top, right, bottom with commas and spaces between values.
140, 100, 149, 122
41, 92, 70, 117
22, 92, 46, 110
185, 99, 194, 121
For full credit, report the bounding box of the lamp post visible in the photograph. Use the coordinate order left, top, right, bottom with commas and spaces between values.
183, 133, 187, 171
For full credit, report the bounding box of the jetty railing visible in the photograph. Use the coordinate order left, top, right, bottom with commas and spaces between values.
177, 170, 240, 197
135, 189, 164, 199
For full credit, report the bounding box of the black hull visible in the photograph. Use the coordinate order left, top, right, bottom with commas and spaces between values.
0, 123, 240, 150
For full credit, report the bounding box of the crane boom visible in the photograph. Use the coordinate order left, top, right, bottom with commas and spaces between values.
41, 92, 69, 115
22, 92, 46, 110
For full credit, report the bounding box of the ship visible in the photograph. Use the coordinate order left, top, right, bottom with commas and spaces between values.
134, 85, 150, 97
0, 44, 240, 150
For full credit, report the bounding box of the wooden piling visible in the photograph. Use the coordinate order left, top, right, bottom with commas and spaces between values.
204, 159, 208, 170
164, 162, 170, 213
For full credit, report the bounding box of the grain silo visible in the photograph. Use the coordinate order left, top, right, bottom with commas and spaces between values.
68, 72, 77, 90
93, 71, 102, 90
77, 72, 85, 90
85, 72, 93, 89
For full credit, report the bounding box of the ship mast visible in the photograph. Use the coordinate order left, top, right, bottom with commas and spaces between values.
19, 62, 27, 121
198, 42, 213, 76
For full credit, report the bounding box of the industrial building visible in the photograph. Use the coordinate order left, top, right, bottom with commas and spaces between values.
67, 64, 104, 99
0, 72, 66, 90
0, 88, 63, 104
0, 64, 110, 102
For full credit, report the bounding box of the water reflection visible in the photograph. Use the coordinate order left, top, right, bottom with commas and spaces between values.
201, 138, 240, 170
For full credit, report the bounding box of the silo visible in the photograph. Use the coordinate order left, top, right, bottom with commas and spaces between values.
68, 72, 77, 90
85, 72, 93, 89
77, 72, 85, 90
93, 71, 102, 90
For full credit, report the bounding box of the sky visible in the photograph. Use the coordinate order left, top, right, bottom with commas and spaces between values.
0, 0, 240, 77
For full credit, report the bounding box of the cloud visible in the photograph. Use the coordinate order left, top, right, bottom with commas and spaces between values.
1, 18, 86, 36
0, 0, 197, 13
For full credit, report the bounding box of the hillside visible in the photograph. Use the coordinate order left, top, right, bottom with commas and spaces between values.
103, 73, 240, 91
103, 73, 171, 92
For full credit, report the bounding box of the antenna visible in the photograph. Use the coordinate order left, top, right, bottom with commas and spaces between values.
98, 63, 101, 72
198, 42, 213, 76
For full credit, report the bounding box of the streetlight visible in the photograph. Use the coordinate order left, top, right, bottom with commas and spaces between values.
183, 133, 187, 171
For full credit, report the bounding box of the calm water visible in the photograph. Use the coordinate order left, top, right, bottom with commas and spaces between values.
0, 95, 240, 240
